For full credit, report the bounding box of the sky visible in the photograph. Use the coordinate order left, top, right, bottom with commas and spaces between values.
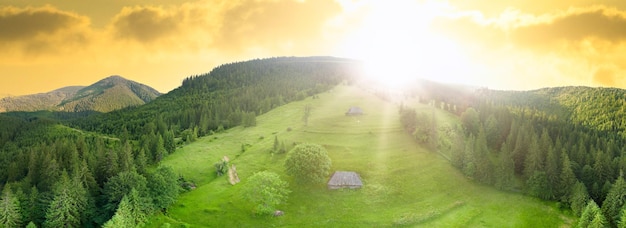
2, 0, 626, 96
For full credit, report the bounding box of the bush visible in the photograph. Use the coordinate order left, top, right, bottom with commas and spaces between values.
243, 171, 290, 215
284, 143, 331, 185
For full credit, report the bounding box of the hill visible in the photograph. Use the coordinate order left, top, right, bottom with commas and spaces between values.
0, 56, 361, 228
0, 75, 161, 113
3, 56, 625, 227
0, 86, 85, 112
144, 85, 572, 227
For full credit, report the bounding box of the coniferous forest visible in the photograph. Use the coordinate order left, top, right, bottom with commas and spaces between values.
400, 81, 626, 227
0, 57, 359, 227
4, 56, 626, 227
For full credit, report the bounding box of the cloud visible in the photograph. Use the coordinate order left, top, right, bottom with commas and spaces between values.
0, 5, 91, 54
215, 0, 342, 52
512, 8, 626, 48
430, 14, 506, 49
593, 66, 616, 86
0, 5, 89, 41
111, 6, 182, 42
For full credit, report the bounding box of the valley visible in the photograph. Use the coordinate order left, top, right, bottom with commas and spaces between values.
146, 85, 572, 227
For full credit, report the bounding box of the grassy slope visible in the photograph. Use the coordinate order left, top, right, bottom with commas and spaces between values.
146, 85, 573, 227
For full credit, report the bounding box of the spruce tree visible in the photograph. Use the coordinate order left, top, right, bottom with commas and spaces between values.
578, 200, 602, 228
569, 180, 590, 217
601, 173, 626, 227
0, 188, 22, 228
102, 195, 133, 228
495, 141, 515, 190
44, 172, 87, 228
618, 208, 626, 228
559, 152, 577, 204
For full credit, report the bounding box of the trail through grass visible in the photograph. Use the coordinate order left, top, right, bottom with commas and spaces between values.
146, 85, 573, 227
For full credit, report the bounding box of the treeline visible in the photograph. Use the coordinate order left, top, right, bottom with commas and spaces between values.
401, 83, 626, 227
71, 56, 358, 140
0, 57, 358, 227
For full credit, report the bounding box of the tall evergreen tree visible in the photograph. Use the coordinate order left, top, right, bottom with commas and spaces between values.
163, 130, 176, 154
601, 173, 626, 227
0, 188, 22, 228
578, 200, 603, 228
559, 152, 578, 204
118, 141, 135, 173
474, 127, 493, 184
619, 208, 626, 228
524, 134, 543, 179
102, 195, 133, 228
570, 181, 590, 216
125, 188, 153, 226
44, 172, 88, 228
495, 141, 515, 190
545, 146, 559, 200
463, 135, 476, 178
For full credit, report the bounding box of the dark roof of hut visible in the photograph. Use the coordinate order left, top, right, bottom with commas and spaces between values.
346, 107, 363, 115
327, 171, 363, 187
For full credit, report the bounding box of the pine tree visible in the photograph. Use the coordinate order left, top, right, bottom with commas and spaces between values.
571, 182, 591, 216
545, 146, 559, 200
163, 130, 176, 154
618, 208, 626, 228
495, 141, 515, 190
0, 188, 22, 228
136, 148, 148, 175
463, 135, 476, 178
102, 195, 133, 228
126, 188, 153, 226
559, 152, 577, 204
118, 141, 135, 173
524, 134, 543, 179
578, 200, 602, 228
484, 114, 500, 149
154, 134, 167, 163
590, 210, 608, 228
474, 127, 493, 184
601, 173, 626, 227
44, 172, 87, 228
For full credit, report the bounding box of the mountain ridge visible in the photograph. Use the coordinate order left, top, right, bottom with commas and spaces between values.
0, 75, 161, 113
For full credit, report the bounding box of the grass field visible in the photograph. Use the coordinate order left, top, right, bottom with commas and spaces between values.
145, 85, 573, 227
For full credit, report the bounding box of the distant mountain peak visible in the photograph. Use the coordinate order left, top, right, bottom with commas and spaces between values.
0, 76, 161, 113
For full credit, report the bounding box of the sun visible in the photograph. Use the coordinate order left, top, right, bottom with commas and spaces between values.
337, 0, 472, 88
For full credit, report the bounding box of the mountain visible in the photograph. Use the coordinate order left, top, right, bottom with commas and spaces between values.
0, 86, 85, 112
0, 75, 161, 113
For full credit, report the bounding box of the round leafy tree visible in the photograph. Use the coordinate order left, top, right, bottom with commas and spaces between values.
243, 171, 290, 215
284, 143, 331, 185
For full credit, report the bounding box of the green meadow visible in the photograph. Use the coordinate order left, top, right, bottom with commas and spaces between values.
146, 85, 573, 227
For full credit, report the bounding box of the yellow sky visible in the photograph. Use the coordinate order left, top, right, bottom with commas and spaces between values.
2, 0, 626, 96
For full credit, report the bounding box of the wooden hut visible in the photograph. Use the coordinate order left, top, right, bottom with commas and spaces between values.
345, 107, 364, 116
327, 171, 363, 189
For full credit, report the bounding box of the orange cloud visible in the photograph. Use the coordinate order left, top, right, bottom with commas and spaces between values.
512, 8, 626, 49
593, 66, 616, 86
214, 0, 342, 52
0, 5, 91, 54
111, 6, 181, 42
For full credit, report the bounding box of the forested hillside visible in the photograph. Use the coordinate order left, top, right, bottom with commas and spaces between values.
401, 82, 626, 227
72, 57, 358, 140
0, 57, 359, 227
